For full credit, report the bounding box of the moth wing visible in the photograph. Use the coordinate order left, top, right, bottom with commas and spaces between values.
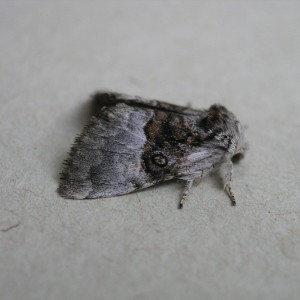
92, 91, 223, 184
58, 103, 156, 199
139, 107, 226, 183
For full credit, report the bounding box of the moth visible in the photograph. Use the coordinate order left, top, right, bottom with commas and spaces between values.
58, 92, 247, 209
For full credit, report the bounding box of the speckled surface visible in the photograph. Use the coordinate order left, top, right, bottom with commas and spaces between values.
1, 2, 300, 300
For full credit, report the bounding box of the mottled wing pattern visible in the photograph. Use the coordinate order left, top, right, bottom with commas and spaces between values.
58, 95, 242, 201
58, 103, 155, 199
141, 107, 226, 183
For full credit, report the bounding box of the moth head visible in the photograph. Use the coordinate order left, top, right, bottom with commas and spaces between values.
203, 105, 248, 163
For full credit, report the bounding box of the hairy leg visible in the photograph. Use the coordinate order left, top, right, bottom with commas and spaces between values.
178, 172, 204, 209
220, 160, 236, 206
178, 180, 193, 209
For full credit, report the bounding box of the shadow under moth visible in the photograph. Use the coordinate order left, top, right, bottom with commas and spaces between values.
58, 92, 247, 209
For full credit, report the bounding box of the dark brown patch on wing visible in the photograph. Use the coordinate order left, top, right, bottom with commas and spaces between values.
142, 110, 202, 182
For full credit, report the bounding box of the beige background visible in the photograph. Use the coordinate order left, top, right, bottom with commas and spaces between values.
1, 1, 300, 300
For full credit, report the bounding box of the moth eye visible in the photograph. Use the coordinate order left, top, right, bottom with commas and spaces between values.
151, 153, 168, 167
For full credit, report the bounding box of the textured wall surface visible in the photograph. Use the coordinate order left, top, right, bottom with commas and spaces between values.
1, 2, 300, 300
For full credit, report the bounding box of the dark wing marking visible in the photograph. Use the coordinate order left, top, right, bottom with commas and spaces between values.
140, 108, 225, 182
90, 91, 203, 116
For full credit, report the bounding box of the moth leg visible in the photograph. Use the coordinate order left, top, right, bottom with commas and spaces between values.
220, 160, 236, 206
178, 180, 193, 209
225, 184, 236, 206
193, 174, 203, 186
